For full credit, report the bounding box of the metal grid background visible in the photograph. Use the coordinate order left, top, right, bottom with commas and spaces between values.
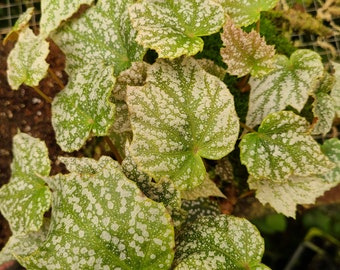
0, 0, 41, 37
0, 0, 339, 61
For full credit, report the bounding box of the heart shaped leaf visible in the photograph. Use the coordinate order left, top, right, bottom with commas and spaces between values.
129, 0, 224, 59
40, 0, 94, 38
248, 175, 338, 218
240, 111, 334, 182
174, 215, 269, 269
7, 27, 49, 90
19, 156, 174, 269
215, 0, 278, 27
220, 18, 275, 77
127, 57, 239, 190
51, 66, 116, 151
246, 50, 324, 128
0, 133, 51, 234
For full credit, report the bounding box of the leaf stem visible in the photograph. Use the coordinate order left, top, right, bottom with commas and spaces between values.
239, 121, 256, 133
48, 68, 65, 89
104, 136, 123, 164
32, 86, 52, 103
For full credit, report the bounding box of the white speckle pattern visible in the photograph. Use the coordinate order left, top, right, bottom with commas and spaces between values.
20, 156, 174, 269
312, 92, 335, 135
127, 57, 239, 190
320, 138, 340, 184
129, 0, 224, 59
215, 0, 278, 27
0, 133, 51, 234
174, 215, 269, 269
240, 111, 335, 182
7, 27, 49, 90
246, 50, 324, 128
220, 18, 275, 77
330, 61, 340, 117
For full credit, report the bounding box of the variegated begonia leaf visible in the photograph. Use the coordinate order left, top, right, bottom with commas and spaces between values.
51, 0, 146, 76
39, 0, 94, 38
215, 0, 278, 27
240, 111, 334, 182
331, 61, 340, 117
181, 197, 220, 225
109, 62, 149, 157
0, 133, 51, 234
320, 138, 340, 184
174, 215, 269, 269
311, 71, 335, 135
3, 7, 34, 44
127, 57, 239, 190
7, 27, 49, 90
181, 174, 226, 200
128, 0, 225, 59
220, 18, 275, 77
0, 219, 49, 265
196, 59, 227, 81
19, 156, 174, 269
248, 174, 338, 218
51, 65, 115, 152
246, 50, 324, 128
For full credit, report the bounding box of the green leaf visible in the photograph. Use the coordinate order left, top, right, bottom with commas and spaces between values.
40, 0, 94, 38
51, 65, 116, 152
0, 219, 49, 265
3, 7, 34, 44
246, 50, 324, 128
331, 61, 340, 117
215, 0, 278, 27
181, 174, 226, 200
19, 156, 175, 269
174, 215, 269, 269
196, 59, 227, 81
127, 57, 239, 190
220, 18, 275, 77
0, 133, 51, 234
51, 0, 145, 76
321, 138, 340, 184
7, 27, 49, 90
240, 111, 334, 182
312, 92, 335, 135
248, 175, 338, 218
129, 0, 225, 59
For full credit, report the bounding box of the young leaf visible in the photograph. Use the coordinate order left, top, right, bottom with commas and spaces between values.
128, 0, 225, 59
19, 156, 175, 269
51, 66, 116, 152
240, 111, 334, 182
0, 219, 49, 265
220, 18, 275, 77
3, 7, 34, 44
320, 138, 340, 184
331, 61, 340, 117
7, 27, 49, 90
215, 0, 278, 27
0, 133, 51, 234
51, 0, 146, 76
181, 174, 226, 200
174, 215, 269, 269
39, 0, 94, 38
246, 50, 324, 128
127, 57, 239, 190
248, 175, 338, 218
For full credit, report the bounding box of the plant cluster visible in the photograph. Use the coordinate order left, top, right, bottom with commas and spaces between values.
0, 0, 340, 269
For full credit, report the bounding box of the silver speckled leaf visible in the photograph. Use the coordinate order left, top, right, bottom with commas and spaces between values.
246, 50, 324, 128
321, 138, 340, 184
331, 61, 340, 117
7, 27, 49, 90
174, 215, 269, 269
240, 111, 334, 182
129, 0, 224, 59
0, 133, 51, 234
127, 57, 239, 190
19, 156, 174, 269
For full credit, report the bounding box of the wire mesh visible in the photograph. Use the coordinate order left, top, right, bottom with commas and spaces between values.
0, 0, 41, 38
